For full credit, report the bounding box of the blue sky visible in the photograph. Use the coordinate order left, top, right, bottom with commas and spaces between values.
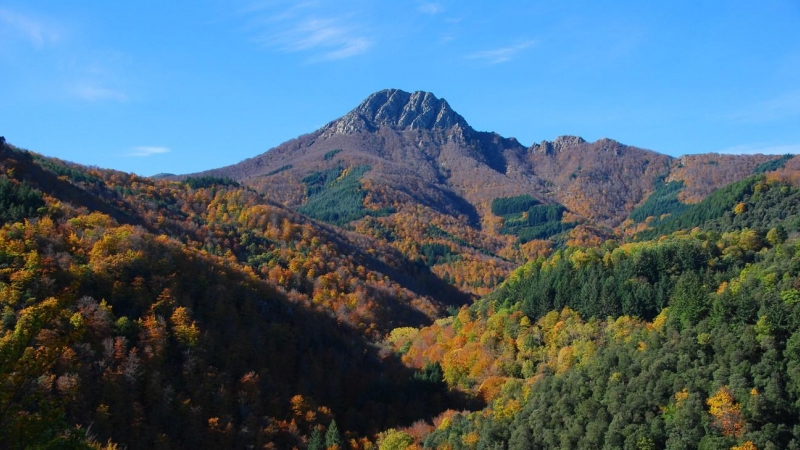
1, 1, 799, 176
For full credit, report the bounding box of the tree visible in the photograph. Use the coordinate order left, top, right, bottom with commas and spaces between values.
707, 386, 744, 438
766, 225, 787, 246
378, 429, 414, 450
308, 427, 324, 450
508, 425, 533, 450
325, 419, 342, 450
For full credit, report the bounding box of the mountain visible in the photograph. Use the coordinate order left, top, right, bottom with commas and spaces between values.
181, 89, 783, 295
187, 89, 779, 225
3, 90, 800, 448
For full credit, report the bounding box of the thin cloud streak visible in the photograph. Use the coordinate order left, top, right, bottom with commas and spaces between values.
128, 146, 171, 157
257, 17, 371, 61
246, 4, 372, 61
0, 8, 59, 47
717, 142, 800, 155
466, 40, 535, 64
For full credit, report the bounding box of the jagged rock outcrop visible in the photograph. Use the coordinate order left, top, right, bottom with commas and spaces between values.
529, 136, 589, 155
323, 89, 468, 135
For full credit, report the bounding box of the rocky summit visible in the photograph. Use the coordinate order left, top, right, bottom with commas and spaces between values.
324, 89, 468, 135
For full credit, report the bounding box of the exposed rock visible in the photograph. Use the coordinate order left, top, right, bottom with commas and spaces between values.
529, 135, 587, 155
323, 89, 469, 135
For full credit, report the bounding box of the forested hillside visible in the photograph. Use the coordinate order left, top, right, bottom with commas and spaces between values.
2, 90, 798, 450
384, 173, 800, 449
180, 90, 786, 298
0, 141, 474, 449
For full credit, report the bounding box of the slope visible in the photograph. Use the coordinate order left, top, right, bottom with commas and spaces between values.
0, 140, 474, 449
180, 90, 785, 299
383, 162, 800, 448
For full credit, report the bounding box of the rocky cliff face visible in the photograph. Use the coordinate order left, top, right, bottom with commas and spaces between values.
323, 89, 469, 135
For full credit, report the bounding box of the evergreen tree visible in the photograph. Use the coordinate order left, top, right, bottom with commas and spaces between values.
508, 423, 533, 450
308, 427, 324, 450
325, 420, 342, 449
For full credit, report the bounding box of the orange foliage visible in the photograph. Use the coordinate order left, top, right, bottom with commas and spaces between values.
707, 386, 745, 438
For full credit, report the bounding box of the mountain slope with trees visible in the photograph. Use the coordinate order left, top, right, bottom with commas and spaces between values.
2, 89, 796, 449
180, 90, 783, 296
0, 140, 476, 449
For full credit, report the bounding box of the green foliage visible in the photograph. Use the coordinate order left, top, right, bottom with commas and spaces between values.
299, 165, 383, 225
412, 362, 445, 386
33, 155, 103, 185
629, 179, 688, 223
491, 195, 539, 216
496, 202, 575, 243
420, 243, 458, 266
766, 225, 788, 246
263, 164, 293, 176
752, 154, 794, 174
416, 232, 800, 448
0, 175, 45, 225
325, 420, 342, 448
323, 148, 343, 161
182, 176, 240, 189
641, 176, 760, 238
307, 427, 324, 450
642, 177, 800, 239
491, 234, 746, 323
378, 429, 415, 450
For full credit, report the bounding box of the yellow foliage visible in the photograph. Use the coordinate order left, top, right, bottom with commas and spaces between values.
675, 388, 689, 406
461, 432, 480, 448
707, 386, 745, 438
170, 307, 200, 347
650, 308, 669, 331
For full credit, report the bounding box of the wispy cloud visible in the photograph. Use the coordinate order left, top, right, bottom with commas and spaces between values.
72, 84, 127, 102
717, 142, 800, 155
265, 17, 371, 60
128, 146, 170, 157
466, 40, 535, 65
0, 8, 59, 47
244, 3, 372, 61
418, 2, 444, 15
729, 90, 800, 123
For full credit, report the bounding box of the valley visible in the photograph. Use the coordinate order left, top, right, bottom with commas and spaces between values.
2, 90, 800, 449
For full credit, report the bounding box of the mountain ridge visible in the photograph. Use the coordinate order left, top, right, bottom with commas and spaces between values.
172, 88, 784, 297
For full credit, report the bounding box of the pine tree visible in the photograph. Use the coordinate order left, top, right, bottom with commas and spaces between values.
308, 427, 324, 450
325, 419, 342, 449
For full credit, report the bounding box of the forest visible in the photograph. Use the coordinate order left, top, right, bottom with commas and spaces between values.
2, 135, 800, 449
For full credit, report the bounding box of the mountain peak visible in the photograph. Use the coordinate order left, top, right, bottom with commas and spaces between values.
324, 89, 469, 134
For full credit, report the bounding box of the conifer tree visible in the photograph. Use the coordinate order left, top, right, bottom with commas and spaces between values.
308, 427, 324, 450
325, 419, 342, 449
